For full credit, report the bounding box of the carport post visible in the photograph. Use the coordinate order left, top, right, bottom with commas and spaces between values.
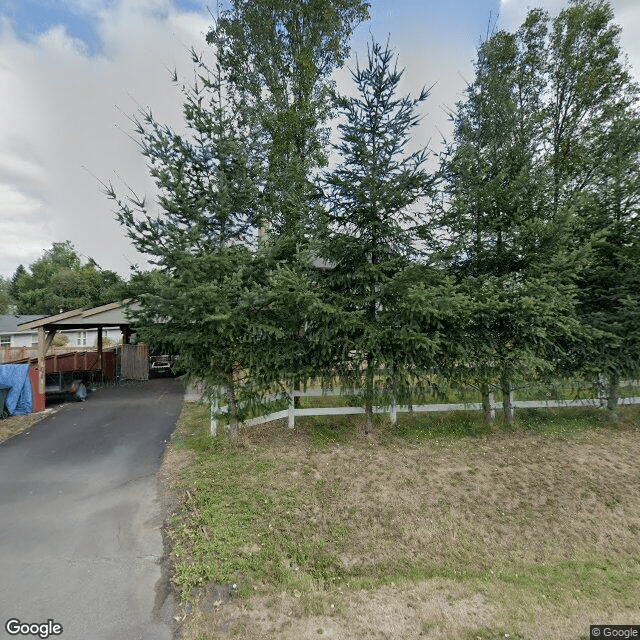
37, 327, 45, 395
37, 327, 57, 395
97, 327, 103, 381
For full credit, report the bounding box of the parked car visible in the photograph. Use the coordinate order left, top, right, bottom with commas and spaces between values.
148, 353, 178, 377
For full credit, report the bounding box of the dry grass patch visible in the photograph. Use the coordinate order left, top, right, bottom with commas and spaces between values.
0, 410, 52, 443
164, 404, 640, 640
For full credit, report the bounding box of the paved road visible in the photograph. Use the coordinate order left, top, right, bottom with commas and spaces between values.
0, 378, 184, 640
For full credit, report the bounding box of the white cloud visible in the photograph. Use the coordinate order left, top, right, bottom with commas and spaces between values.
2, 0, 638, 281
0, 184, 52, 274
0, 3, 212, 278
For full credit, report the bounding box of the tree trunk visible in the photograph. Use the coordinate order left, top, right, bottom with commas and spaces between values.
607, 371, 620, 423
365, 361, 374, 435
227, 377, 239, 440
294, 375, 300, 408
480, 380, 494, 424
501, 369, 514, 425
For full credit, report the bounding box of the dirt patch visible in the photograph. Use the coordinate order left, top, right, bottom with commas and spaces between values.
184, 580, 497, 640
0, 410, 54, 443
165, 410, 640, 640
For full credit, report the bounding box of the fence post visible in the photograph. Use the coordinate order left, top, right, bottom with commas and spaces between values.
210, 393, 218, 437
288, 389, 295, 429
597, 375, 606, 406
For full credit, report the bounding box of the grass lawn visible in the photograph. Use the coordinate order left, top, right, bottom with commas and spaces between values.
162, 404, 640, 640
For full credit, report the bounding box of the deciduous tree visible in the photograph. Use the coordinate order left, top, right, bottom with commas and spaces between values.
9, 242, 125, 315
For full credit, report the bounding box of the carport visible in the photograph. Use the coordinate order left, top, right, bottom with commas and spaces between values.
18, 301, 141, 398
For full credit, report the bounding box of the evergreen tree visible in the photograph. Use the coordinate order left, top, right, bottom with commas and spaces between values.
9, 265, 28, 303
0, 277, 13, 314
318, 40, 443, 434
110, 2, 371, 437
441, 14, 581, 424
108, 47, 262, 438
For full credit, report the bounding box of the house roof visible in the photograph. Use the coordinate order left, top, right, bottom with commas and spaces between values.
17, 301, 140, 331
0, 315, 45, 334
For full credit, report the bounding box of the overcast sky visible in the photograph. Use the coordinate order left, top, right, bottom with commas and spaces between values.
1, 0, 639, 279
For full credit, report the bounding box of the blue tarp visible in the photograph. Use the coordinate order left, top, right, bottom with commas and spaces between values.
0, 364, 33, 415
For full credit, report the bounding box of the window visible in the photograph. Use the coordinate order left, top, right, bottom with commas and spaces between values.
77, 331, 87, 347
0, 336, 10, 347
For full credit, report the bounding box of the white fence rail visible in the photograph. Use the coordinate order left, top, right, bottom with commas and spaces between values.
206, 385, 640, 436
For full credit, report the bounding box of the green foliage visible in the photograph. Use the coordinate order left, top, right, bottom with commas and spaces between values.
546, 0, 633, 214
8, 242, 125, 314
112, 0, 640, 436
317, 40, 453, 431
569, 100, 640, 398
0, 276, 13, 314
544, 1, 640, 415
212, 0, 370, 244
111, 0, 372, 438
439, 1, 638, 422
107, 46, 265, 434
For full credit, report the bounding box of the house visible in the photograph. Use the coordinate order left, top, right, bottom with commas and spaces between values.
0, 315, 123, 351
0, 315, 44, 349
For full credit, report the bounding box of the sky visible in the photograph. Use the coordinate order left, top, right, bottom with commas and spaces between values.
1, 0, 639, 280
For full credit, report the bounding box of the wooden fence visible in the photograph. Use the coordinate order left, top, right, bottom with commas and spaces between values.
207, 385, 640, 436
119, 344, 149, 381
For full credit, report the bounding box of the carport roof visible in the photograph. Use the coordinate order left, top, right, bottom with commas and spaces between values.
17, 301, 140, 331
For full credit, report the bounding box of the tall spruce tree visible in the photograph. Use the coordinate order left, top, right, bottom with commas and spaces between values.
110, 3, 370, 436
318, 40, 444, 434
108, 48, 262, 437
441, 14, 582, 424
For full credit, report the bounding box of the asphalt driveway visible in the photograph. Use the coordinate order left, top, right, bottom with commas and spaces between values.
0, 377, 185, 640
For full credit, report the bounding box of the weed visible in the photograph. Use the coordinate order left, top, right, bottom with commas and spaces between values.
605, 494, 621, 509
